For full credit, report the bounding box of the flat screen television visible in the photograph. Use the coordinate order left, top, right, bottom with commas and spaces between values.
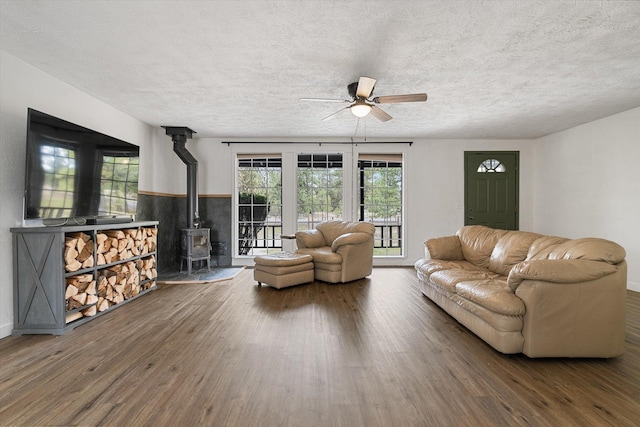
24, 108, 140, 224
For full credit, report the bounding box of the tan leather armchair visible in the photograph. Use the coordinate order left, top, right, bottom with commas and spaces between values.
295, 220, 375, 283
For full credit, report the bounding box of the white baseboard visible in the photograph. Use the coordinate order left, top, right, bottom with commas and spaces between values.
628, 281, 640, 293
0, 322, 13, 339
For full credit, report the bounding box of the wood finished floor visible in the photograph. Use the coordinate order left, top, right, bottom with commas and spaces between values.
1, 267, 639, 426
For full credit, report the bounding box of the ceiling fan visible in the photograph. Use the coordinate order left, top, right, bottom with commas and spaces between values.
300, 76, 427, 122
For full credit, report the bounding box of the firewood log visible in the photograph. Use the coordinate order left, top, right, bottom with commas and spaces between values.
81, 255, 94, 269
85, 280, 96, 295
97, 297, 109, 312
76, 236, 86, 254
64, 247, 79, 265
65, 284, 78, 299
96, 232, 108, 245
81, 305, 97, 317
66, 297, 83, 310
86, 294, 98, 305
65, 259, 82, 272
105, 230, 125, 239
72, 292, 87, 306
77, 240, 94, 262
65, 312, 83, 323
65, 237, 78, 248
97, 253, 106, 265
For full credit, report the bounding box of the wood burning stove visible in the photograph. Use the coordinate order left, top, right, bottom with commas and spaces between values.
180, 228, 212, 275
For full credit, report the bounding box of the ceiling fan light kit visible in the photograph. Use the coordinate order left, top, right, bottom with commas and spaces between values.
301, 76, 428, 122
351, 100, 372, 117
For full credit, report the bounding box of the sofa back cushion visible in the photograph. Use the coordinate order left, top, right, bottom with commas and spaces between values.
317, 220, 375, 246
488, 231, 542, 276
295, 229, 326, 248
525, 236, 569, 260
456, 226, 508, 269
529, 237, 626, 264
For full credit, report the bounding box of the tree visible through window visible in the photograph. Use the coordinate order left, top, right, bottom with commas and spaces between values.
237, 156, 282, 256
296, 154, 343, 231
358, 154, 403, 256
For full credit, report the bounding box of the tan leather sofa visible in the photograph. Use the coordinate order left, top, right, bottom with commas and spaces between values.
295, 220, 375, 283
415, 225, 627, 358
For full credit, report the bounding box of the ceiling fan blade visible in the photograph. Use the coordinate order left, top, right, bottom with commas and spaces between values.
321, 106, 350, 122
356, 76, 376, 98
369, 105, 392, 122
300, 98, 350, 103
373, 93, 428, 104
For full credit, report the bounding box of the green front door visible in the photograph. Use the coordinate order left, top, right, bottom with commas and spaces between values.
464, 151, 519, 230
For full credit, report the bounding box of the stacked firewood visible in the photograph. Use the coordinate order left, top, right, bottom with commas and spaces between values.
94, 227, 158, 265
96, 261, 141, 311
141, 228, 158, 255
65, 273, 98, 323
64, 232, 95, 272
139, 255, 157, 289
63, 227, 158, 323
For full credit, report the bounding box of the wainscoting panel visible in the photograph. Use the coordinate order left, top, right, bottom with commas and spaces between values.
137, 193, 232, 271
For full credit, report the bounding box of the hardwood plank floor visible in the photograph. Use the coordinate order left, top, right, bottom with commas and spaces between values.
0, 267, 639, 426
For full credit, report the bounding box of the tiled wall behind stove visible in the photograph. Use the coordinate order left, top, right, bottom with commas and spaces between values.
137, 194, 232, 272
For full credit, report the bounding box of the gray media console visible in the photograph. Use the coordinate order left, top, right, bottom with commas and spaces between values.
11, 221, 159, 335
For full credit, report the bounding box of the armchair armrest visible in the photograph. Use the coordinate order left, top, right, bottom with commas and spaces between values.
424, 235, 464, 260
507, 259, 619, 291
331, 232, 372, 251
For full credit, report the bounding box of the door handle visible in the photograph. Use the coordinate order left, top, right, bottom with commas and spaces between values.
468, 217, 474, 220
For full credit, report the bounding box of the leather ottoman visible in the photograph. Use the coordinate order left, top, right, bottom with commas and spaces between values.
253, 253, 314, 289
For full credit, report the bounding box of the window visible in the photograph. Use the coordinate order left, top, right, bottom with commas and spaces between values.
296, 153, 343, 231
358, 154, 403, 256
99, 152, 139, 216
477, 158, 506, 173
236, 155, 282, 256
232, 146, 406, 261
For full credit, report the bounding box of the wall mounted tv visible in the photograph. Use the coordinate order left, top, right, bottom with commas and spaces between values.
24, 108, 140, 224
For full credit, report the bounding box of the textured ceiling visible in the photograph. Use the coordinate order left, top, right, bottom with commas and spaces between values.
1, 0, 640, 139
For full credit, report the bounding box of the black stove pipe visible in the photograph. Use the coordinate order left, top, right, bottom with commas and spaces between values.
162, 126, 200, 229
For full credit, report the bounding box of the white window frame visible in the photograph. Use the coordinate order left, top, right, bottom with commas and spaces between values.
232, 143, 407, 266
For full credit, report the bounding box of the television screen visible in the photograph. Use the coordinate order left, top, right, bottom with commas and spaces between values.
24, 108, 140, 221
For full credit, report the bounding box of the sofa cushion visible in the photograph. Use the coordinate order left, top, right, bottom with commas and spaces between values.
415, 258, 483, 278
455, 279, 525, 316
488, 231, 542, 276
457, 225, 508, 269
296, 246, 342, 265
430, 269, 502, 294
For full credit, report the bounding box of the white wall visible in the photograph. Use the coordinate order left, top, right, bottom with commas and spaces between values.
0, 52, 154, 338
534, 107, 640, 292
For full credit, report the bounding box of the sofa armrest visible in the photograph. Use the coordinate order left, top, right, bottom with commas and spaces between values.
331, 232, 372, 251
424, 235, 464, 260
295, 229, 326, 248
507, 259, 619, 291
